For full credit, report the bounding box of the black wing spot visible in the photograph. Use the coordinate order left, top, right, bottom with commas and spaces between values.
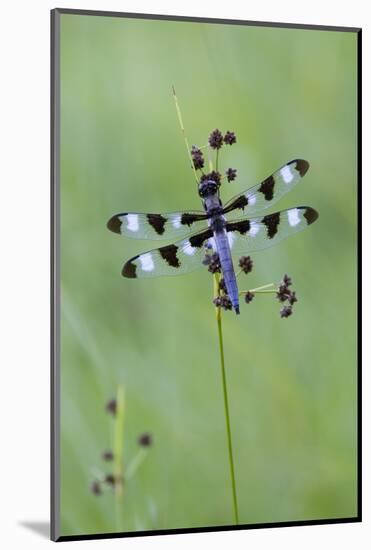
226, 220, 251, 235
262, 212, 280, 239
159, 244, 180, 268
223, 195, 249, 214
147, 214, 167, 235
180, 213, 207, 226
259, 175, 275, 201
107, 215, 123, 234
303, 207, 318, 225
294, 159, 310, 177
189, 229, 213, 248
122, 257, 138, 278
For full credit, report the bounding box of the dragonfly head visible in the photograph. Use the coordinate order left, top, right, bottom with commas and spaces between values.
198, 179, 219, 198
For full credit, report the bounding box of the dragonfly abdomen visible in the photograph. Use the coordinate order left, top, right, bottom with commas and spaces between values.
214, 229, 240, 315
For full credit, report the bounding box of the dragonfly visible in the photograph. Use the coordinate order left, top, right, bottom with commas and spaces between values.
107, 159, 318, 315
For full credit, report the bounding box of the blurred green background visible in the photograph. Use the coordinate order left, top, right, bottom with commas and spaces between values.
59, 13, 358, 537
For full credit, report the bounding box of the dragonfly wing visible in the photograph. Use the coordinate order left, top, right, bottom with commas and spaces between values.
225, 206, 319, 255
223, 159, 310, 217
107, 211, 208, 240
121, 228, 217, 278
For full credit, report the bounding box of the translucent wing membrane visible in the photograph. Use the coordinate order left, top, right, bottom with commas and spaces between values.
223, 159, 309, 217
107, 211, 208, 240
225, 206, 318, 255
121, 207, 318, 279
121, 228, 217, 278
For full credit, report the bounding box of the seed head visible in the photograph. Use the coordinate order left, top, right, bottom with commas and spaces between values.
226, 168, 237, 182
203, 252, 221, 274
238, 255, 253, 274
105, 399, 117, 416
191, 145, 204, 170
208, 129, 224, 150
276, 284, 291, 303
224, 131, 236, 145
244, 291, 255, 304
280, 305, 293, 318
213, 294, 232, 311
138, 433, 153, 447
105, 474, 116, 486
102, 450, 114, 461
276, 273, 298, 310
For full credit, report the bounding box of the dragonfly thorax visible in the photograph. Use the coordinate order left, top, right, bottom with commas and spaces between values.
198, 179, 219, 198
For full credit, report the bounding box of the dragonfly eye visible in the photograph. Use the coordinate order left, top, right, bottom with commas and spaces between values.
198, 180, 218, 197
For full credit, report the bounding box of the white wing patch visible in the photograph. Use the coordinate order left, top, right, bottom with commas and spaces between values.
280, 165, 294, 184
126, 214, 139, 232
248, 194, 257, 206
227, 232, 235, 247
171, 216, 182, 229
287, 208, 301, 227
139, 252, 154, 272
249, 221, 260, 237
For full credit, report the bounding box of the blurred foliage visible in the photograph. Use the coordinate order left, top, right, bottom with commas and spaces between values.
58, 13, 358, 536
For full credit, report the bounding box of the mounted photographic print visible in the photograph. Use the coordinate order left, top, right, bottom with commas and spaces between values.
51, 8, 361, 542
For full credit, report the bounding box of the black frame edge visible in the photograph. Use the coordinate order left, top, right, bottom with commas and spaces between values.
56, 517, 360, 542
50, 7, 60, 543
50, 7, 55, 542
356, 28, 362, 522
54, 7, 361, 33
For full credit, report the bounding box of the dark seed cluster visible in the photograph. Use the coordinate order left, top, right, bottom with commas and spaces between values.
238, 255, 253, 274
191, 129, 237, 186
202, 252, 221, 274
209, 129, 237, 150
226, 168, 237, 182
105, 399, 117, 416
102, 450, 114, 461
276, 274, 298, 318
91, 399, 153, 496
105, 474, 117, 487
213, 294, 232, 311
209, 255, 254, 312
224, 131, 236, 145
138, 433, 153, 447
207, 255, 299, 319
244, 291, 255, 304
191, 145, 204, 170
208, 129, 224, 150
280, 305, 293, 318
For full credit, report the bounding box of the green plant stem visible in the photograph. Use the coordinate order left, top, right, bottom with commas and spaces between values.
172, 86, 199, 184
172, 91, 239, 524
113, 385, 125, 530
238, 283, 277, 296
250, 283, 275, 292
214, 275, 239, 525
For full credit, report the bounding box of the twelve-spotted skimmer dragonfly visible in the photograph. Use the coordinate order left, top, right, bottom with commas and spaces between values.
107, 159, 318, 314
